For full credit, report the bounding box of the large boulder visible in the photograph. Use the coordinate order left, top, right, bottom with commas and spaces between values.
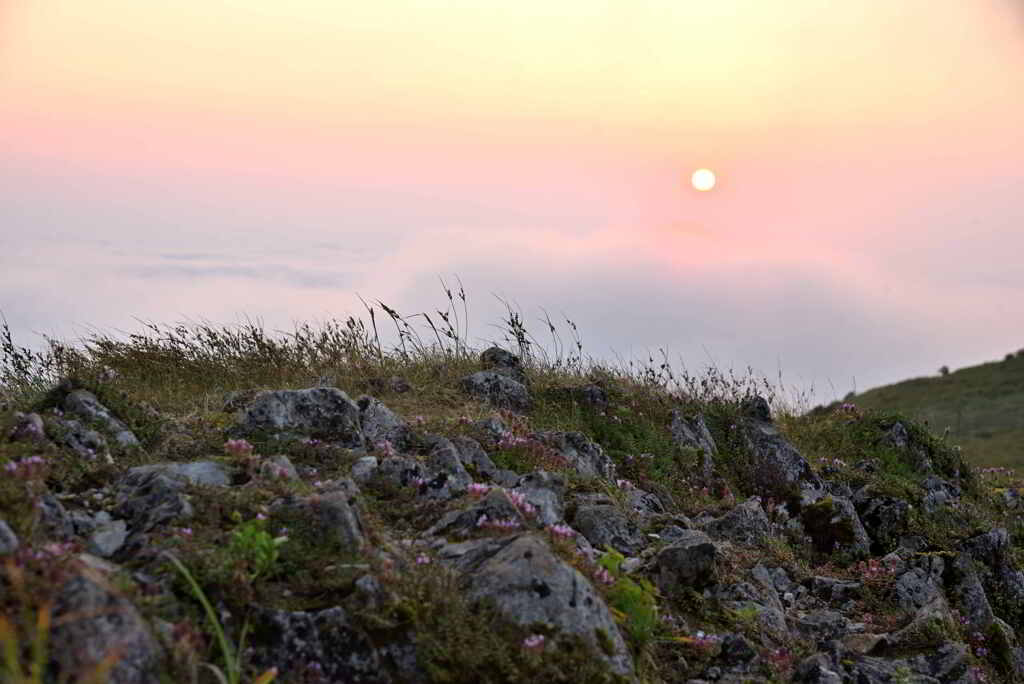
63, 389, 139, 448
461, 372, 531, 413
447, 534, 634, 677
358, 396, 412, 450
702, 498, 771, 546
49, 563, 164, 684
480, 346, 528, 385
272, 482, 367, 553
231, 387, 364, 446
571, 504, 645, 556
737, 397, 821, 501
532, 431, 615, 480
655, 529, 719, 591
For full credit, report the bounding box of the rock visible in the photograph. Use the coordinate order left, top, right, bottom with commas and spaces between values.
8, 411, 46, 442
893, 555, 945, 612
0, 518, 19, 554
449, 534, 634, 677
259, 454, 299, 480
88, 519, 129, 558
702, 498, 771, 545
370, 456, 429, 495
532, 431, 614, 480
54, 417, 111, 462
273, 486, 366, 552
127, 461, 231, 487
737, 397, 821, 500
853, 489, 910, 555
461, 371, 531, 413
669, 410, 718, 482
922, 476, 961, 513
452, 436, 500, 482
655, 529, 718, 591
480, 346, 527, 385
794, 610, 850, 643
947, 551, 996, 631
625, 487, 666, 518
358, 396, 412, 449
574, 383, 609, 410
718, 633, 758, 666
231, 387, 364, 446
513, 471, 566, 526
472, 416, 507, 447
875, 596, 956, 653
114, 468, 196, 532
807, 576, 861, 604
39, 492, 76, 540
245, 606, 390, 683
63, 389, 140, 448
799, 494, 870, 557
421, 436, 472, 501
572, 504, 646, 556
428, 487, 535, 538
351, 456, 380, 485
49, 566, 164, 683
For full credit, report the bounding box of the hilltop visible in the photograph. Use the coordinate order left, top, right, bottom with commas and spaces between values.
1, 296, 1023, 683
823, 350, 1024, 472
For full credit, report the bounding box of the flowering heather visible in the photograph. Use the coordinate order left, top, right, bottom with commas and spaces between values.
468, 482, 491, 497
224, 438, 253, 457
506, 490, 536, 517
548, 523, 575, 540
522, 634, 545, 650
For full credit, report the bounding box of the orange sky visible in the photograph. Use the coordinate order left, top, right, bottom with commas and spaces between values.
2, 1, 1023, 396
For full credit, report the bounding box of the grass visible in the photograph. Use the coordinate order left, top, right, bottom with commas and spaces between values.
0, 284, 1019, 683
828, 351, 1024, 472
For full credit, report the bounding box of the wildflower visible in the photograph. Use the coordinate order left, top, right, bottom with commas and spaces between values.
468, 482, 491, 496
414, 415, 426, 425
548, 523, 575, 539
594, 567, 616, 585
523, 634, 545, 650
375, 440, 396, 458
224, 438, 254, 457
416, 554, 431, 565
616, 479, 634, 490
256, 513, 267, 521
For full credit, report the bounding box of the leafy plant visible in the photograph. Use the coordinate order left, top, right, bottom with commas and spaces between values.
226, 514, 285, 582
164, 552, 277, 684
597, 548, 659, 650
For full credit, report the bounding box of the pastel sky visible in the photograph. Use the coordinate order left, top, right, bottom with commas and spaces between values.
2, 1, 1023, 402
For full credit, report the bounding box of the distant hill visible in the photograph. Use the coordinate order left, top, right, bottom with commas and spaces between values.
836, 349, 1024, 470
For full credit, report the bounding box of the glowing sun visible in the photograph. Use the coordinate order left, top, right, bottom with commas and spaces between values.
690, 168, 717, 192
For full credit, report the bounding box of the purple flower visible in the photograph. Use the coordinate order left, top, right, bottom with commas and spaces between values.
522, 634, 545, 650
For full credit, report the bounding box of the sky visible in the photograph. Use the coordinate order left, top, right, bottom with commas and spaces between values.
2, 1, 1023, 403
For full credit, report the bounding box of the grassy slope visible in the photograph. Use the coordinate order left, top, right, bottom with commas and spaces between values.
844, 352, 1024, 470
1, 293, 1022, 683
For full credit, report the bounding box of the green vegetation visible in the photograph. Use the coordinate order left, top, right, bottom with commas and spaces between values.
0, 286, 1020, 683
833, 351, 1024, 471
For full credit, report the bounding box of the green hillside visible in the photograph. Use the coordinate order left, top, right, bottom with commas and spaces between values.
842, 350, 1024, 470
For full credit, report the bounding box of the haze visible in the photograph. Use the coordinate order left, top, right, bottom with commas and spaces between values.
2, 1, 1023, 400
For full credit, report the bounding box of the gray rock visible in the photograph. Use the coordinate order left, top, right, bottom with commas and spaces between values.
853, 489, 910, 555
55, 418, 111, 462
947, 551, 995, 631
358, 396, 412, 449
273, 488, 366, 552
876, 596, 955, 653
702, 498, 771, 545
231, 387, 364, 446
921, 476, 961, 513
450, 534, 634, 677
669, 410, 717, 482
39, 492, 76, 540
572, 504, 645, 556
427, 488, 530, 538
421, 436, 472, 501
893, 555, 945, 612
259, 454, 299, 480
88, 519, 129, 558
50, 568, 164, 683
245, 606, 392, 683
114, 468, 195, 532
472, 416, 508, 446
574, 383, 609, 410
0, 518, 19, 554
64, 389, 140, 448
452, 436, 501, 482
625, 487, 666, 517
480, 346, 527, 385
371, 456, 429, 494
794, 610, 850, 643
738, 398, 822, 500
655, 529, 718, 591
351, 456, 380, 485
800, 494, 871, 557
7, 411, 46, 442
883, 421, 934, 473
513, 471, 566, 526
808, 576, 861, 604
532, 431, 614, 480
128, 461, 231, 487
461, 371, 531, 412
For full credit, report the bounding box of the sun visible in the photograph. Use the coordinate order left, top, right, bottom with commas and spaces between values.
691, 168, 717, 192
